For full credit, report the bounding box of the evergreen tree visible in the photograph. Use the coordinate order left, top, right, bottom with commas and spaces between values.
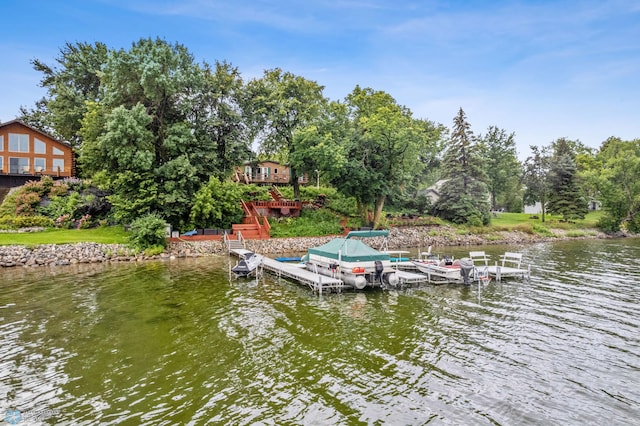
434, 108, 490, 225
546, 138, 588, 221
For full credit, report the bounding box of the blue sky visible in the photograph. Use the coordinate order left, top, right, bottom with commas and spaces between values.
1, 0, 639, 158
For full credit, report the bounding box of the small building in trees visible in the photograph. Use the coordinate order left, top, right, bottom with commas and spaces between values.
524, 202, 543, 214
0, 120, 74, 187
233, 160, 308, 185
420, 179, 449, 204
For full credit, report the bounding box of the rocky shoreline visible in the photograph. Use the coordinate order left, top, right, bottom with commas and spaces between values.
0, 225, 626, 268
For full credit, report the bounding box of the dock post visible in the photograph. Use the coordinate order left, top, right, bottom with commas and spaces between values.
319, 275, 322, 295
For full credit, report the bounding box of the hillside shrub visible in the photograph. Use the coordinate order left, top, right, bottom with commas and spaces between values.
129, 213, 168, 250
0, 215, 54, 229
15, 192, 41, 216
54, 214, 74, 229
49, 181, 70, 197
326, 193, 358, 217
189, 177, 244, 230
239, 184, 272, 201
21, 177, 53, 196
269, 208, 342, 237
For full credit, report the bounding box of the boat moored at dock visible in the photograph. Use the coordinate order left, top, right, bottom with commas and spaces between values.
303, 230, 400, 290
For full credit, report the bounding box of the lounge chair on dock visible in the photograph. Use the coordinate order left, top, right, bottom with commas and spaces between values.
469, 251, 530, 282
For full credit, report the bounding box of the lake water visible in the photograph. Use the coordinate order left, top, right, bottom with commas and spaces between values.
1, 239, 639, 425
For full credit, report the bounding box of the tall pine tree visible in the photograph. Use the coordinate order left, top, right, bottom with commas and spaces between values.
434, 108, 490, 225
546, 138, 588, 221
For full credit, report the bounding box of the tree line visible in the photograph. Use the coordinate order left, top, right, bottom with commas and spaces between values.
15, 38, 640, 233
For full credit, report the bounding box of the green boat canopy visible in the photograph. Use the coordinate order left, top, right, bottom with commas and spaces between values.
306, 238, 390, 262
345, 230, 389, 239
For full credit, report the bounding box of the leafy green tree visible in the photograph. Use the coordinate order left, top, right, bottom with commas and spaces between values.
546, 138, 588, 221
478, 126, 522, 211
245, 68, 327, 200
79, 38, 217, 228
523, 145, 551, 222
589, 138, 640, 232
188, 61, 251, 178
434, 108, 490, 225
336, 86, 443, 227
129, 213, 168, 250
83, 104, 158, 223
189, 176, 244, 230
20, 41, 109, 149
288, 101, 349, 190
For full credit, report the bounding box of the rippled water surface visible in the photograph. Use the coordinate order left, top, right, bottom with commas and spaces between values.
1, 239, 639, 425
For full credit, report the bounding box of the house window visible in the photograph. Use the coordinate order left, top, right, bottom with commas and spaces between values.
34, 158, 46, 173
0, 156, 3, 173
0, 135, 4, 151
9, 157, 30, 174
9, 134, 29, 152
260, 167, 270, 179
53, 147, 65, 155
34, 138, 46, 154
53, 158, 65, 173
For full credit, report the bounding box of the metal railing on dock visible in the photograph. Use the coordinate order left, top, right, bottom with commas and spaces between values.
229, 249, 344, 294
261, 257, 344, 294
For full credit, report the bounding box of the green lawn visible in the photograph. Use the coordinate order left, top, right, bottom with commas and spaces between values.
0, 226, 129, 246
491, 211, 602, 229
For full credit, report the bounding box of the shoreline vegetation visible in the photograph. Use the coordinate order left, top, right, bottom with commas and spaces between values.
0, 223, 632, 268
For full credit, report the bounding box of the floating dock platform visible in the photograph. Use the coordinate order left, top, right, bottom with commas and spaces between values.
469, 251, 531, 282
231, 249, 344, 293
230, 249, 430, 292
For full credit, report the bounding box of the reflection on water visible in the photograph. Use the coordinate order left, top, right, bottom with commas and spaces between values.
1, 240, 640, 424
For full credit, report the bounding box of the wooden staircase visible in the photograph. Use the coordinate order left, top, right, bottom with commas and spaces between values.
231, 200, 271, 239
269, 186, 284, 202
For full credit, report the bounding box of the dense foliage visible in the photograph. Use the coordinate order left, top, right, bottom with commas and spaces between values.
434, 108, 490, 225
268, 208, 343, 237
0, 176, 110, 230
584, 138, 640, 232
128, 213, 168, 250
9, 37, 637, 234
189, 177, 244, 230
546, 138, 588, 221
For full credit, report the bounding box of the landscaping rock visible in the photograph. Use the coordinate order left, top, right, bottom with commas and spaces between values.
0, 225, 617, 268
